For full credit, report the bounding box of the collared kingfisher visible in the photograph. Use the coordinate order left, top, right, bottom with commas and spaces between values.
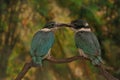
48, 20, 117, 80
70, 19, 104, 65
30, 21, 61, 66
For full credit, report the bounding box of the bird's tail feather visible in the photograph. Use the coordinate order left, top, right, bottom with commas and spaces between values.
32, 56, 43, 66
92, 56, 104, 65
97, 65, 118, 80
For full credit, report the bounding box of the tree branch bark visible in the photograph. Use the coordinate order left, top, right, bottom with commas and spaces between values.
15, 55, 118, 80
44, 55, 90, 63
15, 62, 32, 80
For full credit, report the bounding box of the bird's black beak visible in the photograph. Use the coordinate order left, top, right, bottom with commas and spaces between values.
55, 23, 74, 28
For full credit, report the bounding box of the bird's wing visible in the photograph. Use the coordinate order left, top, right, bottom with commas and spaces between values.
30, 31, 54, 57
30, 31, 41, 55
90, 32, 101, 55
75, 32, 101, 56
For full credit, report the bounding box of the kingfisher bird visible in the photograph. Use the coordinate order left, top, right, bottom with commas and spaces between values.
70, 19, 104, 65
69, 19, 119, 80
30, 21, 60, 66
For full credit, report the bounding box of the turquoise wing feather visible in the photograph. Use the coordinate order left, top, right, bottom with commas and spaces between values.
30, 31, 54, 65
75, 31, 103, 65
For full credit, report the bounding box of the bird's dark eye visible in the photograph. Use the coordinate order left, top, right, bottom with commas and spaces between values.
73, 23, 78, 26
49, 23, 55, 28
51, 23, 55, 26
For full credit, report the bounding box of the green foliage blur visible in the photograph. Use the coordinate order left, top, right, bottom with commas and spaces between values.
0, 0, 120, 80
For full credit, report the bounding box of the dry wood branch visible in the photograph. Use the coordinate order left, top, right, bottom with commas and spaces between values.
15, 62, 32, 80
15, 55, 118, 80
97, 65, 119, 80
44, 55, 90, 63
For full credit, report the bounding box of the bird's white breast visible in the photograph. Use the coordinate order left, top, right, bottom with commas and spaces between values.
41, 28, 51, 32
77, 28, 91, 32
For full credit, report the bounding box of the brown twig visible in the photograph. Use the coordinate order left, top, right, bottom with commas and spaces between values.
97, 65, 119, 80
15, 55, 119, 80
15, 62, 32, 80
15, 55, 88, 80
44, 55, 90, 63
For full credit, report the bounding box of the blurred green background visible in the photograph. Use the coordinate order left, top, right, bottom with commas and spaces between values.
0, 0, 120, 80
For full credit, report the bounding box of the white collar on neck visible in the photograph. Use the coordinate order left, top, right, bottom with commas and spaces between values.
77, 28, 91, 32
41, 28, 51, 31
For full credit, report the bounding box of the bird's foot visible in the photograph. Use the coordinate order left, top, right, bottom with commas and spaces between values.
78, 49, 88, 58
79, 52, 88, 58
82, 54, 88, 58
46, 54, 53, 60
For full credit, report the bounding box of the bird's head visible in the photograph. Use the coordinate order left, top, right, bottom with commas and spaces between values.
43, 21, 67, 31
70, 19, 89, 30
44, 21, 56, 29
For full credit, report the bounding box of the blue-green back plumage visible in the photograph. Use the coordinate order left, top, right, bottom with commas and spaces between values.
30, 30, 54, 65
75, 31, 103, 65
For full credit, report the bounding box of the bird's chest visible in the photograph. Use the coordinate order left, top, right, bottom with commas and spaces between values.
41, 31, 54, 39
75, 32, 96, 53
75, 32, 90, 42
